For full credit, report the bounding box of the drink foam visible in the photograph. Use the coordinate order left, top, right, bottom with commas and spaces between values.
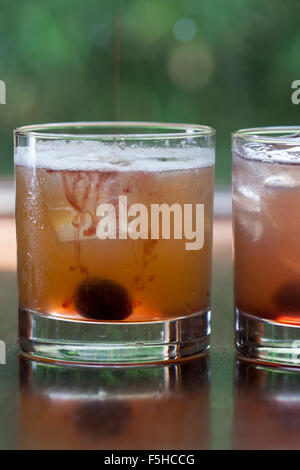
236, 142, 300, 164
15, 140, 214, 172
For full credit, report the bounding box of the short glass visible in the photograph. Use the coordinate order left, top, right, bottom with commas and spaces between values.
15, 122, 215, 364
233, 127, 300, 366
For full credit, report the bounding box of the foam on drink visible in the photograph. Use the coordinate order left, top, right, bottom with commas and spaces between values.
234, 140, 300, 164
15, 140, 214, 172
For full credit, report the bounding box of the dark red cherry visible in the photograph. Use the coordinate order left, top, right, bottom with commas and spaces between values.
273, 281, 300, 312
74, 278, 132, 320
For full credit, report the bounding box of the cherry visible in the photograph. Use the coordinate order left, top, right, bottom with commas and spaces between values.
74, 278, 132, 320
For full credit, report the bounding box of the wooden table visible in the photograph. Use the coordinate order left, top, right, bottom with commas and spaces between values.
1, 217, 299, 450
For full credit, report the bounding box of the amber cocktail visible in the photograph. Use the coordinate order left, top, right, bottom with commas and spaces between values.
15, 122, 215, 364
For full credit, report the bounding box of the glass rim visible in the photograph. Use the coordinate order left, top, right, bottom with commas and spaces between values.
14, 121, 215, 140
232, 126, 300, 145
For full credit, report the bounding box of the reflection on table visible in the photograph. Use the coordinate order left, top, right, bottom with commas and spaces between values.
19, 355, 210, 450
233, 358, 300, 450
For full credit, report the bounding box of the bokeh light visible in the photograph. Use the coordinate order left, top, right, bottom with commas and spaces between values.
168, 44, 214, 91
173, 18, 197, 42
0, 0, 300, 184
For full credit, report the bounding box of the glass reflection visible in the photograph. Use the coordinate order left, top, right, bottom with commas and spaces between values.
234, 358, 300, 450
19, 355, 210, 450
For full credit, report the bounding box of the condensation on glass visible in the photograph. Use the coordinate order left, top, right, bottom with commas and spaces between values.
233, 126, 300, 366
15, 122, 215, 364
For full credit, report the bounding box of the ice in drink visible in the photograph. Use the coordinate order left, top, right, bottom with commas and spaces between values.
233, 142, 300, 325
16, 141, 214, 323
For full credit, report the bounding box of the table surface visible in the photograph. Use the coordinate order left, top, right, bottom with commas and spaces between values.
1, 217, 299, 450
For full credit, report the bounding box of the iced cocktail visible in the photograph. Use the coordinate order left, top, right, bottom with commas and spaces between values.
233, 127, 300, 365
15, 122, 215, 364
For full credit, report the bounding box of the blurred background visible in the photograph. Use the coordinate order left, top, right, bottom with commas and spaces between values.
1, 1, 300, 449
1, 0, 300, 182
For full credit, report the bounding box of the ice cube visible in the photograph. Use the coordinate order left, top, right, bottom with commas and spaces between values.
48, 207, 75, 242
49, 208, 97, 243
55, 220, 77, 243
264, 173, 300, 190
234, 185, 260, 211
268, 145, 300, 161
233, 185, 262, 241
263, 174, 300, 235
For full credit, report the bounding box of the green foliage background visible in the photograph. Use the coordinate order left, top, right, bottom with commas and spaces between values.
1, 0, 300, 181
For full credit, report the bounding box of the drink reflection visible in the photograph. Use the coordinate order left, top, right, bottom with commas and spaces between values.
234, 358, 300, 449
19, 356, 210, 450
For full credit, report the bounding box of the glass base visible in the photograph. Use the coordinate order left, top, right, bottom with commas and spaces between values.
19, 308, 210, 365
235, 308, 300, 367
